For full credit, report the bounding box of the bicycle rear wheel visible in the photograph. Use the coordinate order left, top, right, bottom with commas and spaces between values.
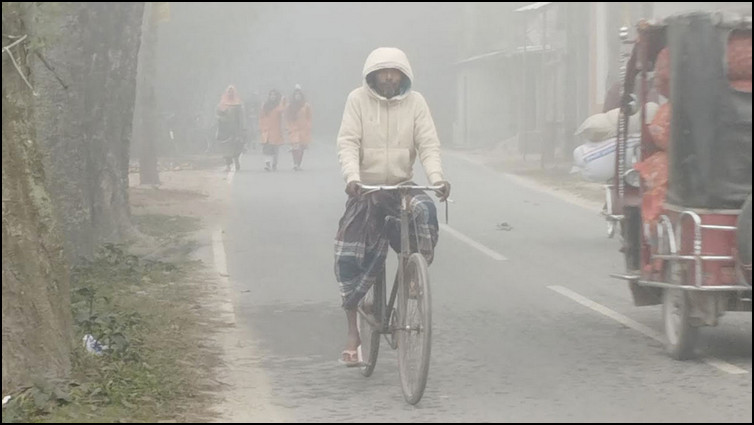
358, 276, 383, 377
396, 253, 432, 404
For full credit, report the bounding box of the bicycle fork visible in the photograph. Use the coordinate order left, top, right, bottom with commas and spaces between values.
377, 195, 410, 338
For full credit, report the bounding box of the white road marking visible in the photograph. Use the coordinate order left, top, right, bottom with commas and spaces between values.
208, 232, 285, 422
211, 228, 236, 322
227, 167, 235, 185
440, 223, 507, 261
548, 285, 749, 375
702, 357, 751, 375
212, 228, 230, 277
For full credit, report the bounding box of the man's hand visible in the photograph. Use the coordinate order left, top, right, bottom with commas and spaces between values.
345, 180, 362, 197
435, 180, 451, 202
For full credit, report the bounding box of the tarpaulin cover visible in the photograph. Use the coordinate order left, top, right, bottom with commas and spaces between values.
665, 12, 752, 209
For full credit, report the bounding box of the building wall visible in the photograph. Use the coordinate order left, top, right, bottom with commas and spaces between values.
456, 60, 516, 147
455, 1, 751, 156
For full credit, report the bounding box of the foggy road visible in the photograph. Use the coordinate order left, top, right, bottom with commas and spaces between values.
218, 143, 752, 422
4, 3, 751, 423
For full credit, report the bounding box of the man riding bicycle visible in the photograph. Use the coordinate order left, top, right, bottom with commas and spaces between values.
334, 47, 450, 366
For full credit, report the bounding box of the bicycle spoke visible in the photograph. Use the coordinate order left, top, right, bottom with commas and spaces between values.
400, 278, 426, 391
397, 252, 432, 404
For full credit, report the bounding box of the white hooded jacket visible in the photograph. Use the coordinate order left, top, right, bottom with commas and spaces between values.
336, 47, 444, 185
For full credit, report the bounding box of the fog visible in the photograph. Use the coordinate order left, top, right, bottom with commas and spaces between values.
4, 2, 750, 421
153, 2, 462, 146
147, 2, 750, 159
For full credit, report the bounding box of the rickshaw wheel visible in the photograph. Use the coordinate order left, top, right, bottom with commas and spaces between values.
662, 288, 699, 360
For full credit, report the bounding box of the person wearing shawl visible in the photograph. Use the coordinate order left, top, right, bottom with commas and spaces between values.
216, 85, 245, 171
259, 89, 286, 171
285, 84, 313, 171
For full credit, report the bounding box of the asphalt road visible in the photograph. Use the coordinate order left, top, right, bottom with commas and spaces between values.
218, 142, 751, 422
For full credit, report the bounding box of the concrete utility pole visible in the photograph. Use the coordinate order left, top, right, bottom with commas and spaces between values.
136, 2, 168, 185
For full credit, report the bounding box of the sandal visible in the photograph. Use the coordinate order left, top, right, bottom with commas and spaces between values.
338, 349, 361, 367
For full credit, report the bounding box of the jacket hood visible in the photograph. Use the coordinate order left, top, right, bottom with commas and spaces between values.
362, 47, 414, 101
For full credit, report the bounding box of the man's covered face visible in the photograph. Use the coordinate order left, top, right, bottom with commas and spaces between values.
374, 68, 403, 99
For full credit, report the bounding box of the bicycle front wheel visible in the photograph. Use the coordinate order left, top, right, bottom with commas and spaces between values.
397, 253, 432, 405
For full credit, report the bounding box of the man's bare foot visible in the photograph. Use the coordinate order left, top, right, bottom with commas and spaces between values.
344, 308, 361, 353
340, 316, 361, 367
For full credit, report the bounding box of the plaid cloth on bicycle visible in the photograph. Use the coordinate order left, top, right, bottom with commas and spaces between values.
334, 187, 439, 310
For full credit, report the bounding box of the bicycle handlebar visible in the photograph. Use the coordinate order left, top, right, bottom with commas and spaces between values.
358, 183, 452, 223
358, 184, 443, 191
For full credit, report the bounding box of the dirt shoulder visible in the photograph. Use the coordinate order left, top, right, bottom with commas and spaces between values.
126, 157, 235, 422
129, 156, 286, 423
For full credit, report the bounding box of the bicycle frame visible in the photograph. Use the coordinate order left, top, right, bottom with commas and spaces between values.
358, 184, 442, 338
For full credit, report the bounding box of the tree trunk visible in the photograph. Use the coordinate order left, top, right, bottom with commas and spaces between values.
28, 2, 145, 260
2, 2, 73, 393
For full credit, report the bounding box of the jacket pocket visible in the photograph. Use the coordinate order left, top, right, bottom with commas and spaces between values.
387, 148, 412, 183
361, 147, 387, 183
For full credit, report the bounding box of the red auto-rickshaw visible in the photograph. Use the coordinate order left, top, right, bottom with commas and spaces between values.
608, 11, 751, 360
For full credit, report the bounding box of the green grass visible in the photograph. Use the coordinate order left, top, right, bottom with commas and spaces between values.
131, 214, 202, 239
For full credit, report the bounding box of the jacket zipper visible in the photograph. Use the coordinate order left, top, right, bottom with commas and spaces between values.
385, 101, 390, 184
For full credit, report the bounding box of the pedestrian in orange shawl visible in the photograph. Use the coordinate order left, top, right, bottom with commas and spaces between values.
259, 89, 286, 171
285, 85, 313, 171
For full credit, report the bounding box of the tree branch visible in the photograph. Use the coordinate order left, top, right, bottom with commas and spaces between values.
34, 50, 68, 90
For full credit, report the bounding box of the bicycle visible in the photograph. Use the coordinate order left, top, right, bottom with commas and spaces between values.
355, 183, 446, 405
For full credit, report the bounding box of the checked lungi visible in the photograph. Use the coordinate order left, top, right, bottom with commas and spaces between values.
334, 187, 439, 310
